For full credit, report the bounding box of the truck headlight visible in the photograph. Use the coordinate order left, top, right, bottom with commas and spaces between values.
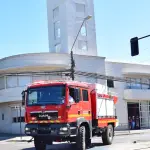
60, 127, 68, 132
25, 127, 30, 131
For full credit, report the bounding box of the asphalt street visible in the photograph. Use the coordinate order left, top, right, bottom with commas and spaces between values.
1, 133, 150, 150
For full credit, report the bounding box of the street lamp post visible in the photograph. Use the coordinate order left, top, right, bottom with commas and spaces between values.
70, 15, 92, 80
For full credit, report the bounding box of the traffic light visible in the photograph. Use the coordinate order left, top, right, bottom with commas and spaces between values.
130, 37, 139, 56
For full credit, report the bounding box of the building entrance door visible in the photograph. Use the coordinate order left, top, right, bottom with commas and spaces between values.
127, 102, 140, 129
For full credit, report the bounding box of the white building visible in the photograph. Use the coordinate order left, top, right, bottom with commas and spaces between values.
0, 53, 106, 134
1, 53, 150, 133
47, 0, 97, 56
1, 0, 150, 134
106, 61, 150, 130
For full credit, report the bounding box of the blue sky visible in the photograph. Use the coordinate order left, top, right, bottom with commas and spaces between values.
0, 0, 150, 63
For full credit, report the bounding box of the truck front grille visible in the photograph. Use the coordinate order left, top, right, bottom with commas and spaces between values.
30, 111, 58, 121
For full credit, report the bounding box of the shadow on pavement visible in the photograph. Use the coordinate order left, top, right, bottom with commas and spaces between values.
21, 143, 73, 150
88, 143, 105, 149
21, 142, 106, 150
21, 148, 34, 150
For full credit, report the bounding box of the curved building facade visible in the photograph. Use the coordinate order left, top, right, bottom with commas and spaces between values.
2, 52, 150, 133
106, 61, 150, 130
0, 52, 106, 134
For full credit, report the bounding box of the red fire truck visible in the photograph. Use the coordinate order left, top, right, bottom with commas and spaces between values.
22, 80, 118, 150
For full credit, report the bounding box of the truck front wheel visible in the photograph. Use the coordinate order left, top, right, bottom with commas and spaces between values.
76, 126, 86, 150
102, 124, 114, 145
34, 137, 46, 150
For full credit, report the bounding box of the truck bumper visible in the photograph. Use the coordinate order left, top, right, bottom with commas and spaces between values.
25, 123, 77, 139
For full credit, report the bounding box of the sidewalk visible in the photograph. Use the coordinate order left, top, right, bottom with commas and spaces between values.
115, 129, 150, 136
1, 129, 150, 142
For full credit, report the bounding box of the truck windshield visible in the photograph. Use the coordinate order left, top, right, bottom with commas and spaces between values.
27, 85, 65, 106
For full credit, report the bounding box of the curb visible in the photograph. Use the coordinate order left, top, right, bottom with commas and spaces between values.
115, 132, 143, 136
115, 131, 150, 136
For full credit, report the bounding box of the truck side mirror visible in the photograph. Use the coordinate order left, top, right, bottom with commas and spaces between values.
21, 90, 26, 106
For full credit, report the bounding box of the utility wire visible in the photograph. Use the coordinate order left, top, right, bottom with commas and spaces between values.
1, 69, 150, 86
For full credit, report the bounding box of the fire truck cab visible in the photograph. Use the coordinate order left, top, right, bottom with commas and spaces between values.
22, 80, 118, 150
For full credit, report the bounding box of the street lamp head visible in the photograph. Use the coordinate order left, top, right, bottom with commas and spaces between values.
85, 15, 92, 21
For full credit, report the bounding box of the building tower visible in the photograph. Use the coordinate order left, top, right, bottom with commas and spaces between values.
47, 0, 97, 56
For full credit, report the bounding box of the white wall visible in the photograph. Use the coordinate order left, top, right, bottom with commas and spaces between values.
124, 89, 150, 101
105, 62, 128, 129
0, 102, 25, 134
106, 61, 150, 129
0, 53, 71, 74
0, 103, 12, 133
0, 53, 106, 133
0, 87, 24, 103
47, 0, 97, 56
0, 53, 106, 104
47, 0, 68, 53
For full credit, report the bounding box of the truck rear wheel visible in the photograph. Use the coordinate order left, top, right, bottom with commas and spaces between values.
34, 137, 46, 150
76, 126, 86, 150
102, 124, 114, 145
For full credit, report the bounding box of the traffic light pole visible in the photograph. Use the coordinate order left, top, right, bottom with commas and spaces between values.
138, 34, 150, 40
130, 34, 150, 56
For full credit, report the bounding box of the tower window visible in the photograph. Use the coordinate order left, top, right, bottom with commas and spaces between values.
78, 40, 87, 51
55, 43, 61, 52
76, 3, 85, 13
54, 21, 61, 39
53, 7, 59, 20
81, 23, 87, 36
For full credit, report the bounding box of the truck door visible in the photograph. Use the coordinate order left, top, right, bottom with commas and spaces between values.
67, 87, 82, 122
81, 88, 92, 120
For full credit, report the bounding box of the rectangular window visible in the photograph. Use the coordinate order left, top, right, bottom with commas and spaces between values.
54, 21, 61, 39
135, 78, 142, 89
82, 90, 88, 101
27, 85, 65, 106
107, 79, 114, 88
0, 76, 5, 90
49, 75, 61, 80
69, 88, 81, 103
32, 75, 46, 82
125, 78, 131, 89
75, 18, 87, 37
78, 40, 87, 50
18, 76, 31, 87
13, 117, 25, 123
53, 7, 59, 20
80, 23, 87, 36
76, 3, 85, 13
2, 114, 4, 120
141, 78, 149, 89
55, 43, 61, 52
86, 77, 96, 83
6, 76, 17, 88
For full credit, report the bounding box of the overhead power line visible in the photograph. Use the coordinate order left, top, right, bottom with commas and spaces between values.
74, 71, 150, 85
1, 69, 150, 86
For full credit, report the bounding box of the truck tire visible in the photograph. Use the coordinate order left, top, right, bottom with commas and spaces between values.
86, 138, 91, 148
102, 124, 114, 145
76, 126, 86, 150
34, 137, 46, 150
